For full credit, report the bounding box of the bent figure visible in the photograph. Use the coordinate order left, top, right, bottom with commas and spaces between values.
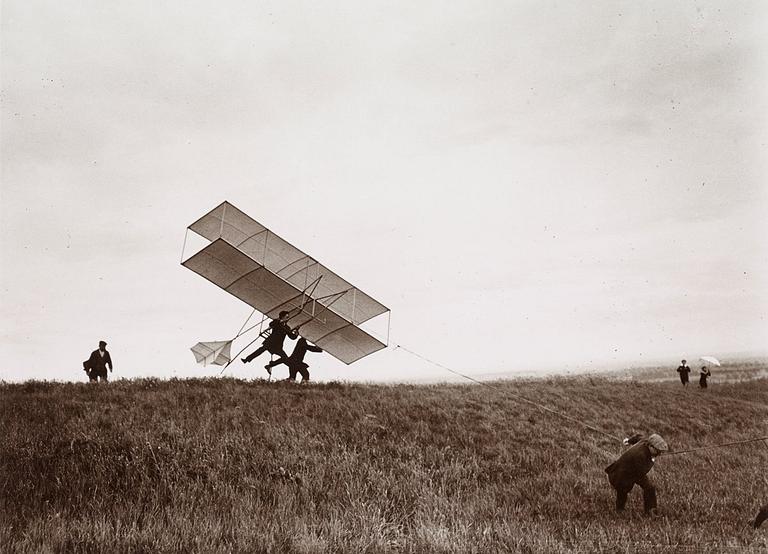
605, 433, 668, 515
676, 360, 691, 386
266, 337, 323, 382
241, 311, 298, 374
84, 340, 113, 383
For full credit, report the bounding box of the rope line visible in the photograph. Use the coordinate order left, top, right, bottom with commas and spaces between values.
664, 436, 768, 456
393, 343, 768, 456
393, 344, 622, 443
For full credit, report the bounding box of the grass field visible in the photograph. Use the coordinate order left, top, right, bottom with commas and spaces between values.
1, 369, 767, 553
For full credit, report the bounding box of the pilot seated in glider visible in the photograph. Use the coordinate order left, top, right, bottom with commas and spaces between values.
605, 433, 668, 516
265, 337, 323, 382
241, 311, 298, 374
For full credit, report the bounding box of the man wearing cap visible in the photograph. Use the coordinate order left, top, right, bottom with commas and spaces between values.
676, 360, 691, 386
605, 433, 668, 515
241, 311, 298, 374
83, 340, 113, 383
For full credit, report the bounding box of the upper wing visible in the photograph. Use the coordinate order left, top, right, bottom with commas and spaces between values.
183, 202, 389, 364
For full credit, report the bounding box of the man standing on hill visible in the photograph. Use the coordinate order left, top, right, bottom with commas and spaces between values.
605, 433, 668, 515
83, 340, 113, 383
676, 359, 691, 386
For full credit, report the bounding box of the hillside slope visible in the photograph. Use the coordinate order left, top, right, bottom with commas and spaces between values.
1, 376, 767, 553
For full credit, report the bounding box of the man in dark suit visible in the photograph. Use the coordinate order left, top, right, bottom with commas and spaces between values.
83, 340, 113, 383
605, 433, 668, 515
241, 311, 298, 375
266, 337, 323, 382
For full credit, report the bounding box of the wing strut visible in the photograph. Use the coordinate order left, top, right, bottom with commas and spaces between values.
218, 276, 327, 374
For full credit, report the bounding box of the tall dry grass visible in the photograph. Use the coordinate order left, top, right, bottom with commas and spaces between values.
1, 375, 767, 553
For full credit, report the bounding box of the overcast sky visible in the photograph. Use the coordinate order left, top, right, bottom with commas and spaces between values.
2, 1, 766, 383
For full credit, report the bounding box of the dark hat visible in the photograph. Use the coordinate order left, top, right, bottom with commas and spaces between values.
99, 340, 107, 347
278, 311, 289, 318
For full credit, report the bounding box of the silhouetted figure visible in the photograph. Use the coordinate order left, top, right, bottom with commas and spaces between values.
83, 340, 113, 383
241, 311, 298, 375
676, 360, 691, 386
753, 503, 768, 529
266, 337, 323, 382
605, 433, 668, 515
699, 366, 711, 389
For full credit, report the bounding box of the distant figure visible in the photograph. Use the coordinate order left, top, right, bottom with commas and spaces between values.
266, 337, 323, 382
699, 366, 711, 389
676, 359, 691, 386
83, 340, 113, 383
605, 433, 669, 515
241, 311, 298, 375
753, 503, 768, 529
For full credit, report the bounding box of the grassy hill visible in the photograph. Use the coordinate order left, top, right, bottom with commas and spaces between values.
1, 375, 767, 553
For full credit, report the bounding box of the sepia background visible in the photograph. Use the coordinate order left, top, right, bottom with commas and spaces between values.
2, 1, 766, 382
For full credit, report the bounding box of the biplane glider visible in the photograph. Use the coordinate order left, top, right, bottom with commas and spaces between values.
181, 201, 390, 366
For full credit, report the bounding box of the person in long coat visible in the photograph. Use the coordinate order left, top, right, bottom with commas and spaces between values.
699, 366, 712, 388
605, 433, 668, 515
676, 360, 691, 385
83, 340, 113, 383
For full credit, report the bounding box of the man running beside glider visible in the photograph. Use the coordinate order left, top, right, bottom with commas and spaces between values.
241, 311, 298, 374
266, 337, 323, 382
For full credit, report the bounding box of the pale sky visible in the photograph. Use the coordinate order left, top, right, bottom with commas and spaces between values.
2, 1, 767, 383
